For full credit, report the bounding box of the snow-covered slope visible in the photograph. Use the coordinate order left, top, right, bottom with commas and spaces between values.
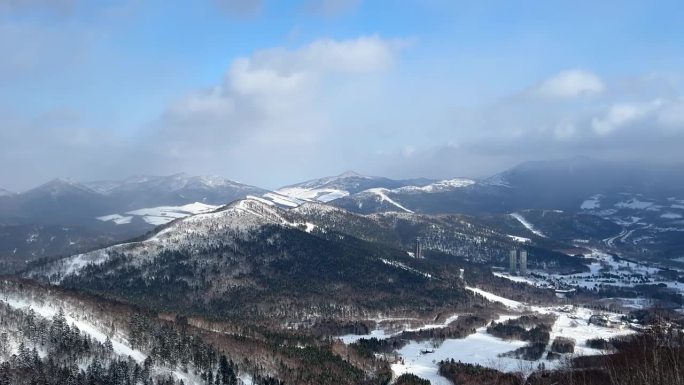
35, 198, 292, 280
354, 188, 414, 213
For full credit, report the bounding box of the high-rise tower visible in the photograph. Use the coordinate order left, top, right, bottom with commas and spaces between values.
414, 238, 423, 259
509, 249, 517, 275
520, 250, 528, 275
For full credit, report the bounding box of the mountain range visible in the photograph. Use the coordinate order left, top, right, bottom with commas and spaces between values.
3, 158, 684, 385
2, 158, 684, 271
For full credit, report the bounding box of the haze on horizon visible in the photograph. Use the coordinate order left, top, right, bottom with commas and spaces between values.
1, 0, 683, 191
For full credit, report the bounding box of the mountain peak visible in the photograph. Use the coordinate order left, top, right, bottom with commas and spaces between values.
25, 178, 97, 197
337, 170, 365, 178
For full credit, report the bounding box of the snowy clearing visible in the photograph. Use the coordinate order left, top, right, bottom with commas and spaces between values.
364, 188, 414, 213
97, 202, 220, 226
466, 287, 524, 309
275, 187, 349, 203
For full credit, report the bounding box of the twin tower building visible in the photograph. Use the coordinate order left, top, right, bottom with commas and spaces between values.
509, 249, 528, 275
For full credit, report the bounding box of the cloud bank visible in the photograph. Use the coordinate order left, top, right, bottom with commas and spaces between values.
0, 0, 683, 191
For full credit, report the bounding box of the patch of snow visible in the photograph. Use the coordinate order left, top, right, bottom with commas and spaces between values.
506, 235, 531, 243
492, 272, 537, 285
238, 373, 254, 385
317, 190, 350, 202
509, 213, 546, 237
380, 258, 431, 279
394, 178, 475, 194
580, 195, 601, 210
262, 192, 303, 207
304, 223, 315, 233
97, 214, 126, 222
615, 199, 654, 210
97, 202, 220, 226
661, 212, 683, 219
275, 187, 349, 203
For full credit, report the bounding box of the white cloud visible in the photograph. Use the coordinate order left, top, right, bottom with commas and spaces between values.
658, 99, 684, 129
554, 122, 576, 140
167, 35, 401, 121
592, 99, 663, 135
155, 35, 404, 173
535, 69, 605, 98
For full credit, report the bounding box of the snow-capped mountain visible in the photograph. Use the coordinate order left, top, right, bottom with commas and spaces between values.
0, 174, 270, 265
5, 159, 684, 269
87, 172, 268, 208
273, 171, 435, 204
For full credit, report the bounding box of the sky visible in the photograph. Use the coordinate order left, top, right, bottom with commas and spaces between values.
1, 0, 683, 191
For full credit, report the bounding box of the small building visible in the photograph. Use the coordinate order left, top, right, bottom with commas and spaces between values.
588, 314, 610, 327
554, 288, 576, 299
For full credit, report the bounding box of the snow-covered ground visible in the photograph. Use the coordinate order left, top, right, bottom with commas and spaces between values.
391, 325, 527, 385
339, 285, 635, 383
261, 192, 303, 207
97, 202, 220, 226
492, 272, 539, 285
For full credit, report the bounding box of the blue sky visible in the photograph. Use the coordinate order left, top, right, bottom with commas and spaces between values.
1, 0, 683, 190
